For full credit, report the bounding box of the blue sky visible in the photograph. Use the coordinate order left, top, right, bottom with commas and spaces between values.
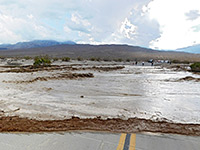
0, 0, 200, 50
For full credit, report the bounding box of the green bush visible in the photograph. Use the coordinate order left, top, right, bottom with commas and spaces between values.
62, 57, 71, 62
33, 56, 51, 67
190, 62, 200, 72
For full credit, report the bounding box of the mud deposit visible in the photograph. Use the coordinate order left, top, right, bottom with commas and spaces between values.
0, 116, 200, 136
178, 76, 200, 82
3, 72, 94, 83
0, 65, 125, 73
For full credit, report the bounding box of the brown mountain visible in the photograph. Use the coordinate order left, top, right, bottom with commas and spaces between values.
0, 44, 199, 62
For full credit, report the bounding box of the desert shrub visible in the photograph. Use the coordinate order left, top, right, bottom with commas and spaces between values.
114, 58, 123, 62
77, 57, 83, 61
103, 58, 110, 62
89, 57, 101, 61
182, 61, 190, 64
33, 56, 51, 67
172, 60, 190, 64
53, 57, 59, 61
126, 59, 131, 62
190, 62, 200, 72
62, 57, 71, 62
24, 56, 32, 60
171, 60, 180, 63
96, 57, 101, 61
90, 57, 96, 61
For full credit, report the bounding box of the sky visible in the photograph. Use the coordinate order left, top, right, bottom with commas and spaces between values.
0, 0, 200, 50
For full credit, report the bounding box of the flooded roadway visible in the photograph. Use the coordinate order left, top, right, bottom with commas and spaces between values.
0, 61, 200, 123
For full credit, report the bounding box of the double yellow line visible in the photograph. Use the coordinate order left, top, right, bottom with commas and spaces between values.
116, 133, 136, 150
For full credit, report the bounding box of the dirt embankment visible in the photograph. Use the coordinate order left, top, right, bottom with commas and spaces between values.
165, 76, 200, 82
3, 72, 94, 84
0, 116, 200, 136
0, 65, 125, 73
163, 64, 190, 71
178, 76, 200, 82
1, 65, 124, 83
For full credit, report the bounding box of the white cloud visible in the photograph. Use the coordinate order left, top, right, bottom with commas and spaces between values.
120, 18, 137, 39
0, 13, 60, 44
0, 0, 199, 50
0, 0, 154, 46
63, 0, 152, 45
27, 14, 34, 19
185, 10, 200, 21
147, 0, 200, 49
71, 13, 91, 27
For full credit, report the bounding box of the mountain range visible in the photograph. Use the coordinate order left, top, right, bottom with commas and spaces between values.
0, 40, 200, 54
0, 40, 76, 50
176, 44, 200, 54
0, 40, 200, 62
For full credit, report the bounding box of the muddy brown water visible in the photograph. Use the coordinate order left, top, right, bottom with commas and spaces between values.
0, 63, 200, 134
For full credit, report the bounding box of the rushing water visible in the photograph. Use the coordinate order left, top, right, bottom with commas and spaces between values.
0, 63, 200, 123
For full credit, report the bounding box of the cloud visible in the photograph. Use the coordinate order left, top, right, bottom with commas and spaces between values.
147, 0, 200, 50
66, 12, 92, 34
192, 24, 200, 32
185, 10, 200, 21
0, 0, 199, 50
0, 0, 160, 46
0, 13, 60, 44
62, 0, 154, 45
120, 18, 137, 40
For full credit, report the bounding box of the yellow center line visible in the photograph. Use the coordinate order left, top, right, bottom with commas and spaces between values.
116, 133, 127, 150
129, 134, 136, 150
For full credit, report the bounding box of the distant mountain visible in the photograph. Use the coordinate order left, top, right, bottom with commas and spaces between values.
0, 40, 76, 50
0, 40, 200, 62
176, 44, 200, 54
0, 44, 200, 62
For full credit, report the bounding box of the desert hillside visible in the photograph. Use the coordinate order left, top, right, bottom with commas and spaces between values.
0, 44, 199, 62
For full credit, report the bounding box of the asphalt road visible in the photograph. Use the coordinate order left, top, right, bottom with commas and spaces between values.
0, 132, 199, 150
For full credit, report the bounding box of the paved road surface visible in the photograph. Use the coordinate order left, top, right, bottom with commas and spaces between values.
0, 132, 199, 150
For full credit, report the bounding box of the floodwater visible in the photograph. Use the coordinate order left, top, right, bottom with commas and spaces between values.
0, 61, 200, 123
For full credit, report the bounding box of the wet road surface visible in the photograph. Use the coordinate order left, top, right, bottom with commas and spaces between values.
0, 132, 199, 150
